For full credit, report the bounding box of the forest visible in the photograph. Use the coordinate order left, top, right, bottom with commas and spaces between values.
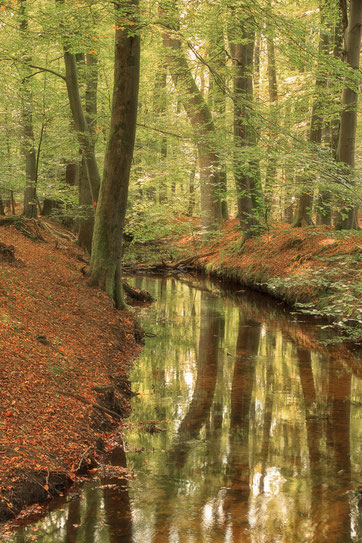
0, 0, 361, 306
0, 0, 361, 541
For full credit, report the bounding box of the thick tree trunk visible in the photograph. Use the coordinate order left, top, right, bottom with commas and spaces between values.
160, 2, 222, 234
88, 1, 140, 309
335, 0, 362, 230
229, 22, 260, 236
19, 0, 37, 219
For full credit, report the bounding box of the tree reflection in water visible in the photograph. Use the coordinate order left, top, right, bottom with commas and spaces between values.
9, 277, 361, 543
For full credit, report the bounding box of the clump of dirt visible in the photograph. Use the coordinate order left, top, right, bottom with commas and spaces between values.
0, 217, 141, 528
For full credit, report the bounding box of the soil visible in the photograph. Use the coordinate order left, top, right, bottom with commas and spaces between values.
0, 218, 142, 532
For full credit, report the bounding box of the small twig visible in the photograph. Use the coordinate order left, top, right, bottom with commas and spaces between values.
58, 390, 122, 420
77, 446, 93, 471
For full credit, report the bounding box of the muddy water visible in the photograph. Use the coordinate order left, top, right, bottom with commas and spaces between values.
10, 277, 362, 542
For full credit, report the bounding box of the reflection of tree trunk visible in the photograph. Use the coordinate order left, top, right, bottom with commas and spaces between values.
177, 293, 220, 443
103, 447, 133, 543
223, 312, 260, 542
152, 292, 221, 540
258, 355, 274, 493
324, 358, 352, 542
230, 317, 260, 429
84, 486, 98, 543
327, 360, 351, 475
65, 499, 81, 543
296, 347, 322, 519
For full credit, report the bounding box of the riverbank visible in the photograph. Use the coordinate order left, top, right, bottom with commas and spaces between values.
0, 218, 141, 531
125, 219, 362, 343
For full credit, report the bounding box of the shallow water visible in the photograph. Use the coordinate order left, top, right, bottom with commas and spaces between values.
9, 276, 362, 542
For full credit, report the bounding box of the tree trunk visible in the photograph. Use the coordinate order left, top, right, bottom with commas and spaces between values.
88, 0, 140, 309
208, 19, 229, 220
160, 2, 222, 234
229, 20, 260, 236
19, 0, 37, 219
56, 0, 101, 209
78, 53, 99, 253
265, 29, 279, 224
153, 59, 168, 203
335, 0, 362, 230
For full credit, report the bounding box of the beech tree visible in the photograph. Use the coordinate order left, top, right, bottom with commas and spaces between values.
160, 0, 222, 234
88, 0, 140, 308
335, 0, 362, 230
19, 0, 37, 219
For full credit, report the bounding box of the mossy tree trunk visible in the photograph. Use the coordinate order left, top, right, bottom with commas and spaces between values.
335, 0, 362, 230
88, 0, 140, 309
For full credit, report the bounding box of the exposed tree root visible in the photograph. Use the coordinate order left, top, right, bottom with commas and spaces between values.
122, 251, 216, 274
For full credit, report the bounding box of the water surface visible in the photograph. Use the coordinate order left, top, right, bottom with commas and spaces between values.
10, 276, 362, 542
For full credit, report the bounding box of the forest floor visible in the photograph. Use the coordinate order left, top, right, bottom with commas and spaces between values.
125, 218, 362, 344
0, 217, 141, 535
0, 216, 361, 535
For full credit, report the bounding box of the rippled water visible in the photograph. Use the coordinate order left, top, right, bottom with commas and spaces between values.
9, 276, 362, 542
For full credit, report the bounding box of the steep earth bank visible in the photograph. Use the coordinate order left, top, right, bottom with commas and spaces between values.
0, 218, 141, 532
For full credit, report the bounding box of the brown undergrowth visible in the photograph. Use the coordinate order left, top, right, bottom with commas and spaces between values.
176, 220, 362, 342
0, 218, 141, 530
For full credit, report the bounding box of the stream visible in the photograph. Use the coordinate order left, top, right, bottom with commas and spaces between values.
9, 276, 362, 542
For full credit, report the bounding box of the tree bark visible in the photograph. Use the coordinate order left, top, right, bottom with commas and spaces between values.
78, 53, 99, 253
56, 0, 101, 210
207, 19, 229, 219
88, 0, 140, 309
265, 29, 279, 225
19, 0, 37, 219
160, 2, 222, 234
229, 19, 261, 236
335, 0, 362, 230
294, 4, 330, 228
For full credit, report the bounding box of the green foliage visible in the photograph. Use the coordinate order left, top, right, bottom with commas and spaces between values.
266, 250, 362, 343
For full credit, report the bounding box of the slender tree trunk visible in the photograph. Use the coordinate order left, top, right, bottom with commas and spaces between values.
160, 2, 222, 234
56, 0, 100, 209
295, 2, 330, 227
19, 0, 37, 219
88, 0, 140, 309
265, 29, 278, 224
335, 0, 362, 230
153, 59, 168, 203
78, 53, 99, 253
208, 20, 229, 220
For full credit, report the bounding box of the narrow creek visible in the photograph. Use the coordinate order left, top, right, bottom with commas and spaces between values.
9, 276, 362, 542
